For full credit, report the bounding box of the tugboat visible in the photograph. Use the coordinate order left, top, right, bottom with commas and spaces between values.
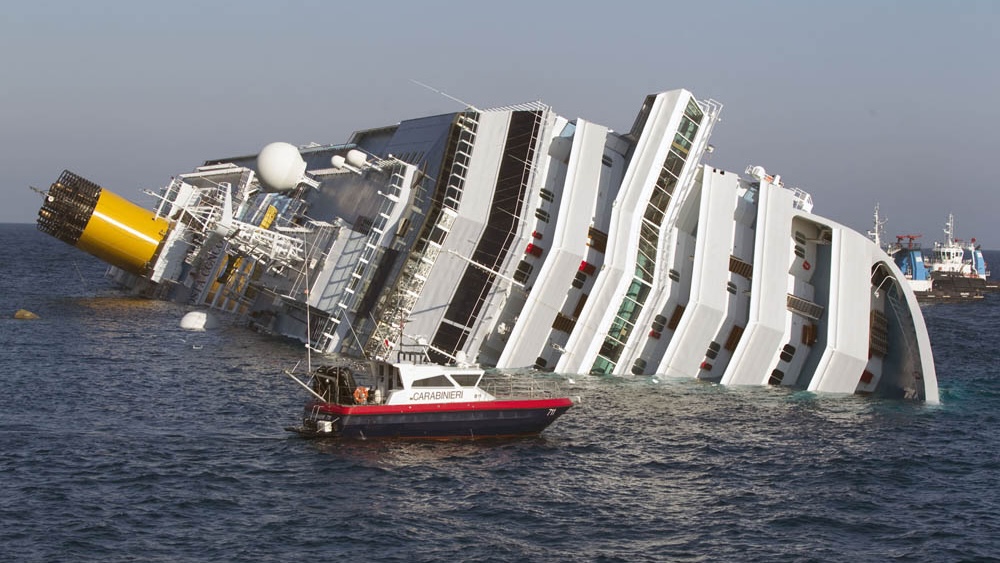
872, 206, 995, 302
284, 349, 573, 440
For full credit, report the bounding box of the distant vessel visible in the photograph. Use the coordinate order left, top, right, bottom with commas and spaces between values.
283, 352, 572, 439
873, 206, 994, 301
35, 88, 938, 402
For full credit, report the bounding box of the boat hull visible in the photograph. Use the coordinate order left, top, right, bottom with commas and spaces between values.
290, 398, 573, 439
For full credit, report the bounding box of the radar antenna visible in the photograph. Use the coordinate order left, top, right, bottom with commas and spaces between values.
410, 79, 481, 112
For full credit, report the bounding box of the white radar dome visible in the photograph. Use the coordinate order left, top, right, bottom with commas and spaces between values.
257, 142, 307, 192
346, 149, 368, 169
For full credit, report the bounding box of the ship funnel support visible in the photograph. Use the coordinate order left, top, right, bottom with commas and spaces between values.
36, 170, 169, 275
256, 142, 319, 191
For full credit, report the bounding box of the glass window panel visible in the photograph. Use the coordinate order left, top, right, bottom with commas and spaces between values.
684, 98, 704, 123
657, 173, 678, 197
608, 314, 634, 339
629, 281, 651, 306
677, 115, 700, 141
591, 356, 615, 375
650, 185, 672, 215
664, 150, 686, 177
644, 203, 664, 225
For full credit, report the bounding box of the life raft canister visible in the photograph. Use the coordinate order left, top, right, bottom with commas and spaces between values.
353, 386, 368, 404
803, 260, 811, 271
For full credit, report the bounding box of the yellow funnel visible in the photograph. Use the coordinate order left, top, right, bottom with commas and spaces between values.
37, 170, 169, 275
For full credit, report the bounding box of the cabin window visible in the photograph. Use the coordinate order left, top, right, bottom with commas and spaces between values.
769, 369, 784, 385
727, 281, 737, 294
668, 269, 681, 282
430, 225, 448, 245
706, 341, 720, 360
667, 305, 685, 330
514, 260, 533, 284
540, 188, 555, 203
779, 344, 796, 362
572, 271, 587, 289
535, 208, 550, 222
724, 325, 744, 352
601, 155, 613, 167
572, 293, 589, 317
587, 227, 608, 253
411, 375, 456, 387
794, 245, 806, 259
801, 323, 818, 346
450, 373, 481, 386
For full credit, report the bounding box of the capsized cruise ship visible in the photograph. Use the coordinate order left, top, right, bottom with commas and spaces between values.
35, 89, 939, 402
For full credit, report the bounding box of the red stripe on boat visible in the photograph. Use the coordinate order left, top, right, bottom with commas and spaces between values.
311, 397, 573, 416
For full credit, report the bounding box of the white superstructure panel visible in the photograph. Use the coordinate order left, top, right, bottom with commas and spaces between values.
497, 120, 608, 368
557, 91, 688, 374
659, 168, 739, 377
722, 182, 795, 385
406, 111, 510, 341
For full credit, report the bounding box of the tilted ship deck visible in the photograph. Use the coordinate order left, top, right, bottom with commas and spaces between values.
36, 88, 938, 402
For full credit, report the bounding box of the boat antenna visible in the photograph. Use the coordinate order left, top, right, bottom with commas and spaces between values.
305, 288, 312, 374
410, 79, 481, 112
341, 313, 368, 360
301, 230, 320, 375
72, 261, 91, 296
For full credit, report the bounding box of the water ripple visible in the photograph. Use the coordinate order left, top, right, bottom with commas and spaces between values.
2, 227, 1000, 562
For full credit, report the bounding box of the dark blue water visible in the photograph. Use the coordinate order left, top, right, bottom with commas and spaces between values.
2, 223, 998, 562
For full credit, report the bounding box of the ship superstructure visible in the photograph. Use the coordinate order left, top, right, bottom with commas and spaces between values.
36, 89, 939, 402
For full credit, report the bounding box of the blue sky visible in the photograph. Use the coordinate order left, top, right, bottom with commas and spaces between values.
3, 0, 998, 246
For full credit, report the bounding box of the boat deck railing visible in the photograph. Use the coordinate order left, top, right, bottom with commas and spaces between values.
480, 374, 566, 400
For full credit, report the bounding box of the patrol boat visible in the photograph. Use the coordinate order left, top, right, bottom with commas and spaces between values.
283, 350, 573, 439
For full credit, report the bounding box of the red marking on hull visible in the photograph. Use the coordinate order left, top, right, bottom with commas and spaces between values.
310, 397, 573, 416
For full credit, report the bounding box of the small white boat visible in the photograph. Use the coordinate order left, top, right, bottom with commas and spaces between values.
284, 350, 572, 440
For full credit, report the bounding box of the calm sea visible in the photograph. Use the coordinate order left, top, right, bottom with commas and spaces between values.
1, 223, 998, 562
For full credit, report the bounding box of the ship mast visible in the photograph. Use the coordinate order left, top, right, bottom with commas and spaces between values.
867, 203, 886, 249
943, 213, 955, 246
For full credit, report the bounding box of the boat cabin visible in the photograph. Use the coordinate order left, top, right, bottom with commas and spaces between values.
310, 352, 494, 406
